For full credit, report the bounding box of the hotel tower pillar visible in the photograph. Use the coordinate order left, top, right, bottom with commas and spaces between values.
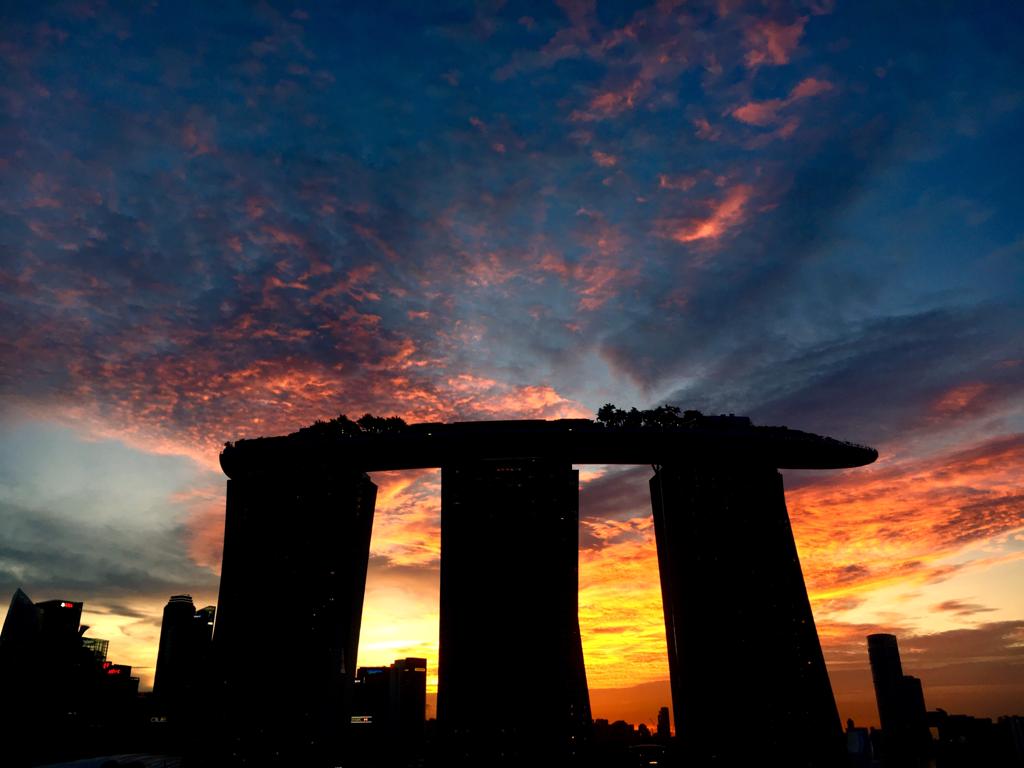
210, 467, 377, 766
438, 458, 591, 764
650, 464, 846, 767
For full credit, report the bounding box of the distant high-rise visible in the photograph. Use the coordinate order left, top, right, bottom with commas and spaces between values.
154, 594, 216, 716
868, 634, 903, 730
391, 657, 427, 744
867, 633, 931, 764
351, 655, 426, 760
656, 706, 671, 740
438, 458, 591, 762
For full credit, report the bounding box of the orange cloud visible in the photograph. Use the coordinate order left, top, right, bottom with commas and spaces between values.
368, 468, 442, 567
657, 183, 753, 245
789, 433, 1024, 602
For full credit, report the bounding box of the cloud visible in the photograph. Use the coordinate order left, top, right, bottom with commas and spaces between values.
744, 16, 808, 68
931, 599, 997, 617
655, 183, 753, 245
0, 498, 218, 601
732, 77, 833, 127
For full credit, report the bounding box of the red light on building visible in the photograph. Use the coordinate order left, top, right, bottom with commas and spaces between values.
59, 601, 75, 608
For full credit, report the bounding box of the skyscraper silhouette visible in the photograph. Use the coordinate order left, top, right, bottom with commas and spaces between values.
211, 468, 377, 765
438, 457, 592, 763
351, 656, 427, 764
868, 633, 930, 765
154, 594, 215, 720
650, 464, 847, 766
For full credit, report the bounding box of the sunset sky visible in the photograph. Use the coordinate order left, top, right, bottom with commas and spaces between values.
1, 0, 1022, 730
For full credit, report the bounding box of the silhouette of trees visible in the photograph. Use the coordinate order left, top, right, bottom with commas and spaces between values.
296, 413, 408, 439
595, 404, 703, 429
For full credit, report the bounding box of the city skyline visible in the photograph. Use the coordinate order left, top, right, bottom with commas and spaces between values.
4, 415, 1019, 733
1, 0, 1022, 739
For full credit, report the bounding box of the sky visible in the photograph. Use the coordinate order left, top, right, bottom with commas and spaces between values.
1, 0, 1022, 730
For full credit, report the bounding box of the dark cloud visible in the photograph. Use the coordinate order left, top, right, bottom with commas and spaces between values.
690, 303, 1024, 448
931, 600, 998, 617
0, 499, 219, 603
579, 466, 652, 521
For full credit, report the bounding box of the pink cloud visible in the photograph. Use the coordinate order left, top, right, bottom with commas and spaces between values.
790, 76, 834, 100
732, 77, 834, 128
570, 80, 643, 122
732, 98, 787, 127
744, 16, 808, 68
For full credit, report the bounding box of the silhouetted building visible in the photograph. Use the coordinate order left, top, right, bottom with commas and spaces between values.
846, 718, 874, 767
868, 633, 931, 765
350, 657, 427, 764
0, 589, 145, 766
391, 656, 427, 744
353, 665, 391, 726
214, 414, 880, 766
0, 588, 40, 667
869, 634, 903, 726
650, 464, 847, 765
211, 468, 377, 765
36, 598, 84, 639
154, 594, 215, 720
656, 706, 671, 740
438, 457, 592, 763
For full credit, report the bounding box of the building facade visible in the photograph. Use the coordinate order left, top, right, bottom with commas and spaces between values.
438, 457, 592, 763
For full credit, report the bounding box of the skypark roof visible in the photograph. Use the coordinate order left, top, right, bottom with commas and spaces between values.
219, 415, 877, 479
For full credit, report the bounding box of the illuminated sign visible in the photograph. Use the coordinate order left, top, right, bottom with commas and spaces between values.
59, 601, 75, 608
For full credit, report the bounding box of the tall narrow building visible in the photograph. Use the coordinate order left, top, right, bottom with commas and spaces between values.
650, 464, 847, 766
154, 594, 216, 719
211, 468, 377, 765
438, 457, 591, 763
867, 633, 931, 764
